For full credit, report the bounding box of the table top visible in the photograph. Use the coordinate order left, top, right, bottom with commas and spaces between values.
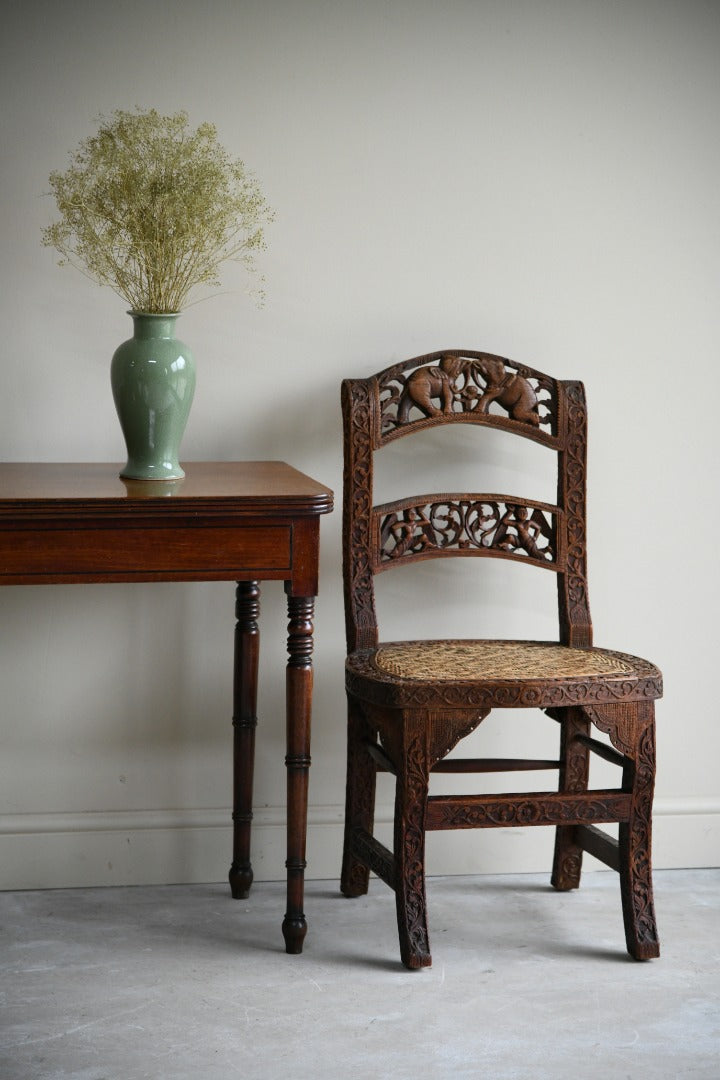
0, 462, 333, 519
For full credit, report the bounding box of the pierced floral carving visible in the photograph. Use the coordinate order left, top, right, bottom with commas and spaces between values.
377, 499, 557, 568
378, 352, 556, 442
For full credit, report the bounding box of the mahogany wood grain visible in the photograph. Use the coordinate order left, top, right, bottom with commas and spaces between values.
229, 581, 261, 901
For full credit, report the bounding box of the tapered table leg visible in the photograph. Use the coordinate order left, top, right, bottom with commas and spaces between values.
229, 581, 260, 900
282, 592, 315, 954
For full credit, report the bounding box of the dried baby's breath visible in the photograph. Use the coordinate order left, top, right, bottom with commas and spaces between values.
42, 108, 273, 313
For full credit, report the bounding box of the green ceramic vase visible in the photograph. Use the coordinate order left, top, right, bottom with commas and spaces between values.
110, 312, 196, 481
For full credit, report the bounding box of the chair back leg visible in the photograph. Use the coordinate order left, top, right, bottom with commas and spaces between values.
341, 697, 377, 898
551, 706, 591, 890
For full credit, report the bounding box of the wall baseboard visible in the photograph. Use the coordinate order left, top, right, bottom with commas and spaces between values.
0, 797, 717, 891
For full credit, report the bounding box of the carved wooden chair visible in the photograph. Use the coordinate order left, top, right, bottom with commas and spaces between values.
340, 350, 662, 969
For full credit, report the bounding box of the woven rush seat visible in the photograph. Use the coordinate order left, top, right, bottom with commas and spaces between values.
374, 640, 652, 680
346, 640, 661, 709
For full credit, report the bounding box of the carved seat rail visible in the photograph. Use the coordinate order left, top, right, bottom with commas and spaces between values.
425, 790, 633, 830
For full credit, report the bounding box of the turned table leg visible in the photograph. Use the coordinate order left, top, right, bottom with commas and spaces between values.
229, 581, 260, 900
282, 592, 315, 954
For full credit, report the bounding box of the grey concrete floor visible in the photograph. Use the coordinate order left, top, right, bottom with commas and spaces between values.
0, 868, 718, 1080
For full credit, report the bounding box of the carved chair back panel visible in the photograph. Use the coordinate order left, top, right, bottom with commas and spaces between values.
375, 495, 562, 571
376, 350, 560, 447
342, 352, 591, 652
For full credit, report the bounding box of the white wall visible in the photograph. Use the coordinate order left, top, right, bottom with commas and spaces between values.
0, 0, 717, 889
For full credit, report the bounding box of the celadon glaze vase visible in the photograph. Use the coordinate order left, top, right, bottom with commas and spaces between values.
110, 312, 195, 481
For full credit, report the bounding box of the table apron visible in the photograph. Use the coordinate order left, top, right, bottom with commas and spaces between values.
0, 523, 293, 580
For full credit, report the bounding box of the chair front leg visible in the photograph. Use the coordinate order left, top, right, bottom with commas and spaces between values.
394, 724, 432, 969
619, 701, 660, 959
587, 700, 660, 960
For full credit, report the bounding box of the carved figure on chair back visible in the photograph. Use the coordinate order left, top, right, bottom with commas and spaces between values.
472, 354, 540, 425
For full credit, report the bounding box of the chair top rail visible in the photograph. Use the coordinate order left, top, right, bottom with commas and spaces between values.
370, 350, 562, 449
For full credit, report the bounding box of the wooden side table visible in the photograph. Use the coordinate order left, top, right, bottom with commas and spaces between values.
0, 462, 333, 954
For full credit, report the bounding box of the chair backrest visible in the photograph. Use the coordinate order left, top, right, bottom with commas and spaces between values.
342, 350, 592, 652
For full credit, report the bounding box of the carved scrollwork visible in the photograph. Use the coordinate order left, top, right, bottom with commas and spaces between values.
626, 714, 659, 952
375, 719, 431, 964
605, 701, 659, 955
377, 498, 557, 568
398, 731, 431, 961
560, 381, 592, 645
342, 379, 378, 651
429, 794, 629, 829
554, 851, 583, 887
377, 352, 556, 442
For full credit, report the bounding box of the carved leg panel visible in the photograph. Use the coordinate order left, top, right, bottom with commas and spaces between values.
551, 706, 590, 891
340, 695, 377, 898
619, 702, 660, 959
589, 701, 660, 960
229, 581, 260, 900
394, 725, 432, 969
283, 594, 315, 956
